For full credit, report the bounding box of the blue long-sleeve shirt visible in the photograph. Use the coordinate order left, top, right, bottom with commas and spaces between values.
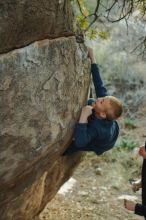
91, 64, 107, 97
63, 64, 119, 155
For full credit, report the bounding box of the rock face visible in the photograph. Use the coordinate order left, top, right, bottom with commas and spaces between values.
0, 1, 90, 220
0, 0, 74, 54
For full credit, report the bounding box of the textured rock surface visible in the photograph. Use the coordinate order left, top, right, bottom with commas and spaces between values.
0, 1, 90, 220
0, 0, 73, 54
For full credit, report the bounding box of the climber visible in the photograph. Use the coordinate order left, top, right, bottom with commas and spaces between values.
63, 47, 123, 156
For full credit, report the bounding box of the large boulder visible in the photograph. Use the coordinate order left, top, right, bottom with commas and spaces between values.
0, 1, 90, 220
0, 0, 74, 54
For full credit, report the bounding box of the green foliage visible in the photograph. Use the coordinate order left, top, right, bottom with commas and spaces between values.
74, 0, 111, 40
86, 28, 97, 39
124, 118, 137, 129
86, 29, 109, 40
116, 138, 138, 150
135, 0, 146, 15
76, 15, 89, 30
98, 31, 109, 40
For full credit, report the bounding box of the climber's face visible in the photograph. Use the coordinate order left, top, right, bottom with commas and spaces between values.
92, 97, 111, 119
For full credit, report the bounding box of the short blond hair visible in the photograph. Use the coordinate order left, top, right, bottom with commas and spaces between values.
106, 96, 123, 120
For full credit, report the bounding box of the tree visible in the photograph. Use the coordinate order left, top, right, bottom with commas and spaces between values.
73, 0, 146, 56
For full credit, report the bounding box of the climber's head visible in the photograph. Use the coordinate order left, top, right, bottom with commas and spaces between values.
92, 96, 123, 120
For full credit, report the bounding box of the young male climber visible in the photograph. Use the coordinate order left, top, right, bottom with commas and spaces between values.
63, 48, 123, 156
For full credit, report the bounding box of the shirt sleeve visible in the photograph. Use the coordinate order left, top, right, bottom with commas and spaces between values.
135, 203, 146, 217
91, 64, 107, 98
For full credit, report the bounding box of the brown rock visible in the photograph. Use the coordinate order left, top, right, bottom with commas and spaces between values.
0, 0, 74, 54
0, 1, 90, 219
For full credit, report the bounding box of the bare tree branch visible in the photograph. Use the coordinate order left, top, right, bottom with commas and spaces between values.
76, 0, 85, 16
75, 0, 146, 58
106, 0, 133, 23
129, 36, 146, 59
84, 0, 101, 31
